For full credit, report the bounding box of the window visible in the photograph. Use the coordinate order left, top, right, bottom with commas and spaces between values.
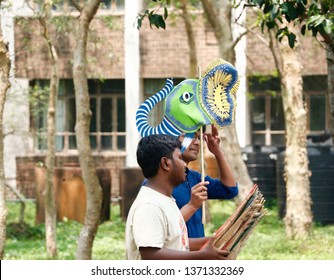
249, 93, 285, 146
143, 78, 184, 126
143, 0, 201, 9
248, 75, 329, 147
31, 79, 126, 152
32, 0, 125, 12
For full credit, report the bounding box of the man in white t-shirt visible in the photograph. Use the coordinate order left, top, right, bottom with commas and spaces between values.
125, 134, 231, 260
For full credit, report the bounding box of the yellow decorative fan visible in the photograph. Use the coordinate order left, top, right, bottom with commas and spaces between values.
199, 58, 239, 128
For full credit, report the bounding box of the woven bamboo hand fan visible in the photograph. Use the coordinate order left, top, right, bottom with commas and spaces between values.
203, 184, 267, 259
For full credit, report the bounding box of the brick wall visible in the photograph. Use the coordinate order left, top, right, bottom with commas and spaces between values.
245, 27, 327, 76
14, 12, 326, 80
14, 16, 125, 79
245, 9, 327, 76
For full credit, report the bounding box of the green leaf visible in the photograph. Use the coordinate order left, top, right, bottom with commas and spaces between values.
266, 20, 276, 30
280, 2, 298, 21
314, 15, 326, 27
296, 2, 306, 17
276, 27, 287, 39
164, 7, 168, 20
261, 21, 265, 33
270, 5, 279, 20
307, 3, 319, 16
148, 14, 166, 29
324, 19, 334, 34
307, 15, 322, 26
288, 33, 296, 48
263, 3, 272, 14
158, 15, 166, 29
277, 15, 283, 24
285, 14, 292, 23
137, 18, 142, 30
258, 0, 265, 9
301, 24, 306, 35
280, 2, 289, 14
151, 14, 159, 29
311, 26, 318, 37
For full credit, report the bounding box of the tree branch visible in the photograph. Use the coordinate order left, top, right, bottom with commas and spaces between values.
268, 29, 282, 77
69, 0, 83, 12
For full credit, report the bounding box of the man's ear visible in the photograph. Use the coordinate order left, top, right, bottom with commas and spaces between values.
160, 157, 171, 171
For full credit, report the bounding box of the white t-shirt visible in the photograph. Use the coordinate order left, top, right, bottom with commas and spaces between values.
125, 186, 190, 260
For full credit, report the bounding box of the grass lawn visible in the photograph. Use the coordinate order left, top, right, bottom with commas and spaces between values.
4, 199, 334, 260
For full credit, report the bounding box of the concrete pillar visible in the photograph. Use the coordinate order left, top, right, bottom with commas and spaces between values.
1, 1, 33, 190
232, 3, 250, 148
124, 0, 142, 167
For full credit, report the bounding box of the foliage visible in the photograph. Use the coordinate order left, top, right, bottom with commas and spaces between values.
4, 200, 334, 260
244, 0, 334, 48
29, 84, 49, 118
7, 222, 44, 240
137, 0, 202, 30
137, 0, 171, 29
28, 83, 49, 148
51, 15, 72, 34
102, 15, 122, 30
141, 0, 334, 41
207, 200, 334, 260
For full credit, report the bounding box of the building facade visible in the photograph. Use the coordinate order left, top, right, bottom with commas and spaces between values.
2, 0, 328, 202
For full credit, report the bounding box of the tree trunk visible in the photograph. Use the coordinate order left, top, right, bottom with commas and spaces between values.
201, 0, 234, 59
38, 1, 59, 259
317, 6, 334, 142
72, 0, 102, 260
0, 22, 10, 260
326, 45, 334, 142
200, 0, 253, 200
277, 26, 312, 239
179, 0, 197, 78
220, 125, 253, 199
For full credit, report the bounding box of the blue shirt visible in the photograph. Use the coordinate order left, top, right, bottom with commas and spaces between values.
173, 168, 238, 238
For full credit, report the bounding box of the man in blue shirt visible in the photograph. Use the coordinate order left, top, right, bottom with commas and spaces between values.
141, 125, 238, 238
174, 125, 238, 238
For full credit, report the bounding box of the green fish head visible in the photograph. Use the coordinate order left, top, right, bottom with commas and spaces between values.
165, 79, 212, 133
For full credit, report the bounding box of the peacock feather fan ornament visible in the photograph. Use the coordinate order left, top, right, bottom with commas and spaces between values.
136, 58, 239, 152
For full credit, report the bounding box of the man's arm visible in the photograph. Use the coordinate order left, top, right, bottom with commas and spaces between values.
188, 237, 209, 251
139, 237, 230, 260
205, 125, 236, 187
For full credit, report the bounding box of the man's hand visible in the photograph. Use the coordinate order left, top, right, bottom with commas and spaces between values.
188, 181, 209, 210
199, 235, 231, 260
180, 181, 209, 222
204, 125, 222, 156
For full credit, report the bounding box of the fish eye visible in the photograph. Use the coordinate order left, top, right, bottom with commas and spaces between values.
180, 91, 194, 104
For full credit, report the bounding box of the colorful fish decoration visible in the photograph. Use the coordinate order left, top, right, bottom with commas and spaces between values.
136, 58, 240, 151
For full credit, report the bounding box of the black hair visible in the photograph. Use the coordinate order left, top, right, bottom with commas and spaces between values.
137, 134, 182, 178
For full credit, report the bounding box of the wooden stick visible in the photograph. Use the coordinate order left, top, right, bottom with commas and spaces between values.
200, 125, 206, 224
197, 65, 206, 224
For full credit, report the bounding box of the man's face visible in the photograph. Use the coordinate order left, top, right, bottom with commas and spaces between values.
181, 131, 201, 164
170, 148, 187, 185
